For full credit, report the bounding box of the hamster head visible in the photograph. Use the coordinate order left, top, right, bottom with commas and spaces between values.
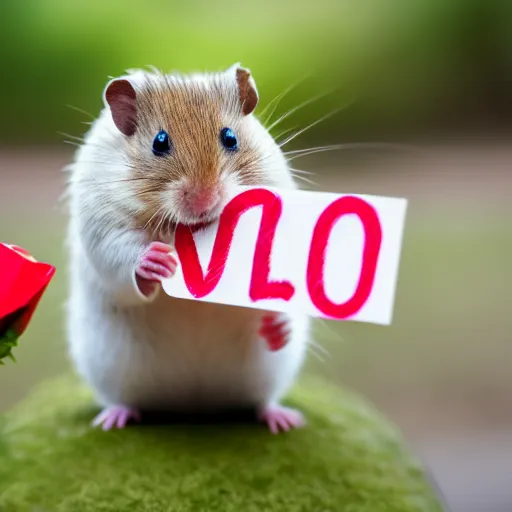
90, 63, 292, 232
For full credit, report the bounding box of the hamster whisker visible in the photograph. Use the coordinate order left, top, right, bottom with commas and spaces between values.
278, 108, 343, 149
284, 144, 348, 156
166, 212, 178, 234
309, 338, 330, 358
59, 132, 85, 142
259, 74, 310, 126
63, 140, 82, 148
316, 319, 345, 344
164, 212, 180, 236
274, 126, 299, 145
267, 89, 337, 133
258, 85, 292, 124
307, 343, 327, 363
283, 142, 421, 160
142, 205, 166, 232
59, 132, 106, 146
60, 136, 117, 155
288, 167, 315, 176
155, 210, 170, 235
68, 161, 130, 168
291, 174, 318, 188
241, 150, 279, 171
65, 104, 97, 120
74, 177, 171, 187
69, 158, 137, 169
62, 140, 112, 155
236, 163, 267, 174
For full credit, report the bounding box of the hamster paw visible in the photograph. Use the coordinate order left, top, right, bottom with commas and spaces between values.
92, 405, 141, 431
258, 405, 305, 434
259, 313, 290, 351
136, 242, 178, 283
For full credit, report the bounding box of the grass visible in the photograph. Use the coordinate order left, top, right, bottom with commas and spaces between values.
0, 375, 444, 511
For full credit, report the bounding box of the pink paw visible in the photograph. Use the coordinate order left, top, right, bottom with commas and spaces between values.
136, 242, 177, 294
259, 313, 290, 351
92, 405, 141, 431
258, 405, 305, 434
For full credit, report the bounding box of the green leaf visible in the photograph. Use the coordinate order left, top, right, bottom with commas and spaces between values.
0, 329, 19, 364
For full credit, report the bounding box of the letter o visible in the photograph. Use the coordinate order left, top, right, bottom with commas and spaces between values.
306, 196, 382, 319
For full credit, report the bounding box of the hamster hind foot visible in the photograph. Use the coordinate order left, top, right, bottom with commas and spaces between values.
92, 405, 142, 431
258, 405, 305, 434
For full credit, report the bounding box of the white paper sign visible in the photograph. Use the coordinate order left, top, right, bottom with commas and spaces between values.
162, 186, 407, 325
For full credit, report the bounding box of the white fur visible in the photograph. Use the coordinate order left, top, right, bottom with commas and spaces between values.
66, 66, 311, 414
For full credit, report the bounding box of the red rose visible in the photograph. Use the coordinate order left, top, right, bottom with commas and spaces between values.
0, 243, 56, 363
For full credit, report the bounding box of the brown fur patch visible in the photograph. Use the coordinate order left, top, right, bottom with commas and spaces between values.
123, 71, 264, 234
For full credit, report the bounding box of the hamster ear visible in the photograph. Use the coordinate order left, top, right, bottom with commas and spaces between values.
228, 64, 259, 116
103, 78, 137, 136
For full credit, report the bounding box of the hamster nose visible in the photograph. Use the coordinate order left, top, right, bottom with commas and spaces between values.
184, 187, 221, 218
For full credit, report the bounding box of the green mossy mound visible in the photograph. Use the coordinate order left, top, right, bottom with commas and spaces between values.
0, 376, 444, 511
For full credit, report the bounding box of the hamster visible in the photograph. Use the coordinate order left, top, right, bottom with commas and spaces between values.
65, 63, 311, 434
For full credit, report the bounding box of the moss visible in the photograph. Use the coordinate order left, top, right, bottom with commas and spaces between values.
0, 376, 444, 511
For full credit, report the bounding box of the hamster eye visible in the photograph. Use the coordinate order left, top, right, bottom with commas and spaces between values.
152, 129, 171, 156
220, 127, 238, 151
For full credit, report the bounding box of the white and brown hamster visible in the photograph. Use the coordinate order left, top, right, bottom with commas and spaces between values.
65, 63, 311, 433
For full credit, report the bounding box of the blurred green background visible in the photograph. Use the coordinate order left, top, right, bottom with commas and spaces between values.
1, 0, 512, 145
0, 2, 511, 511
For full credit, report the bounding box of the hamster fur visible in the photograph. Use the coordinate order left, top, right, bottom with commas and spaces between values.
66, 63, 311, 432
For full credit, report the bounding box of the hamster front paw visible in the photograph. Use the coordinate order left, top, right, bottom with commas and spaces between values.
259, 312, 290, 351
135, 242, 178, 296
